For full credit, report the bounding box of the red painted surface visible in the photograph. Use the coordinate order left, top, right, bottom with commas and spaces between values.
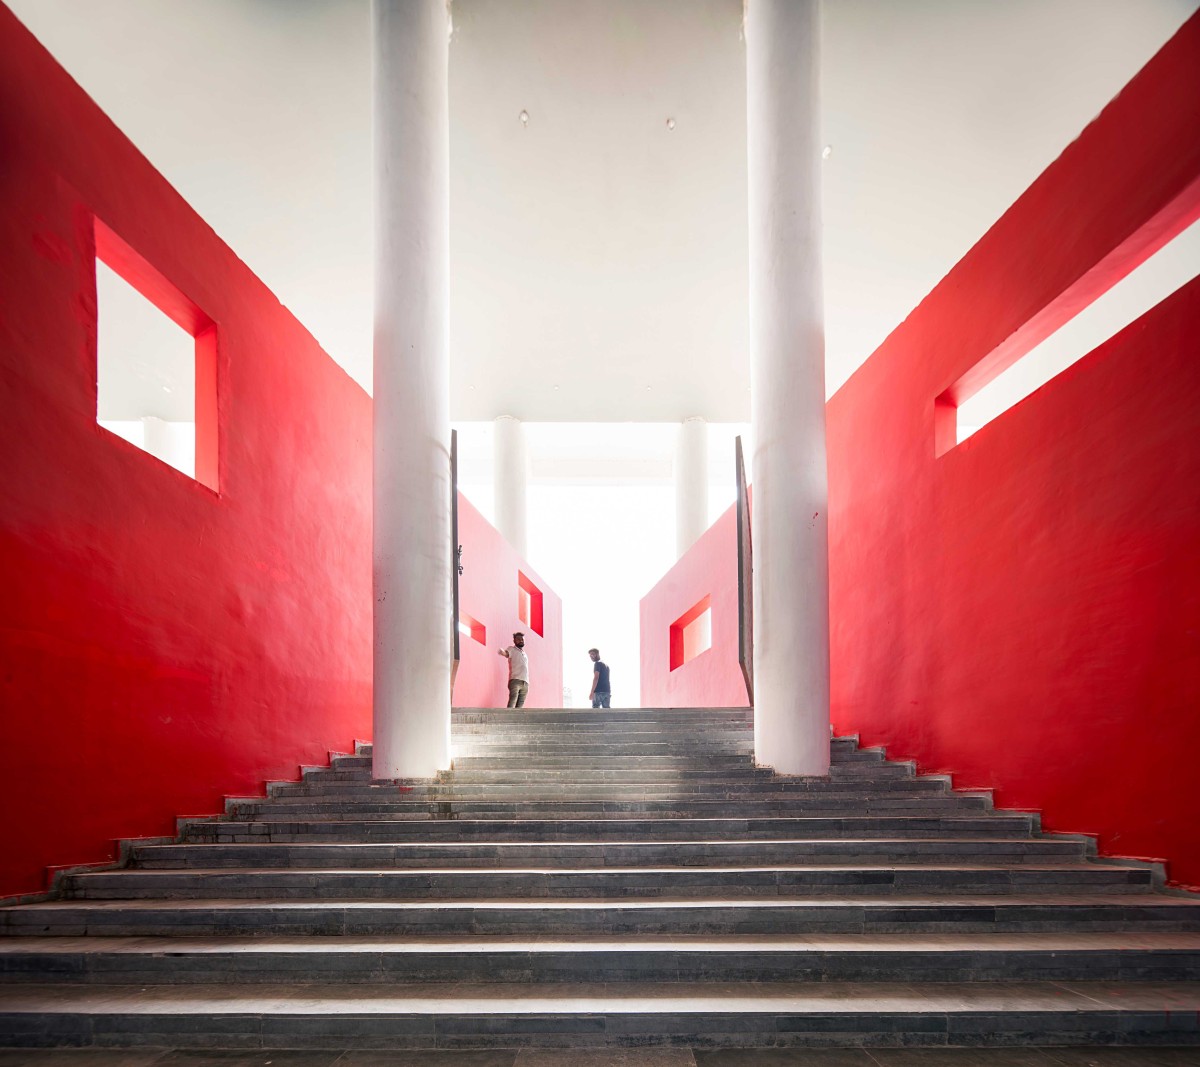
828, 13, 1200, 888
0, 5, 372, 897
0, 7, 563, 897
640, 13, 1200, 888
640, 506, 748, 708
454, 495, 563, 709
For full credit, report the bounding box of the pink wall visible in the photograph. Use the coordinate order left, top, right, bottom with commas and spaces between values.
454, 494, 563, 708
640, 506, 748, 708
638, 12, 1200, 888
0, 7, 561, 898
828, 11, 1200, 889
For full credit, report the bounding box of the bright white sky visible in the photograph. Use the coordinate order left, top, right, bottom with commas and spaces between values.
456, 422, 748, 704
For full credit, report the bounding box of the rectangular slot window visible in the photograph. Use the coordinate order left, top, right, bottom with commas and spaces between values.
937, 216, 1199, 454
458, 611, 486, 646
94, 219, 218, 490
517, 571, 544, 637
670, 595, 712, 671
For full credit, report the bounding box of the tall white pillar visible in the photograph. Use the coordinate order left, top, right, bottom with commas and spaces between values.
675, 416, 709, 558
493, 415, 528, 557
372, 0, 452, 779
746, 0, 830, 776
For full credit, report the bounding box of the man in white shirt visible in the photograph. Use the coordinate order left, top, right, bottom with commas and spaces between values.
498, 632, 529, 708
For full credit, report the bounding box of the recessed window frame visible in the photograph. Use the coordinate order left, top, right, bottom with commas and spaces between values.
93, 217, 219, 492
670, 594, 712, 671
517, 570, 544, 637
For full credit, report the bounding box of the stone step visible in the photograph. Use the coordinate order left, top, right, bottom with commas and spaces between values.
130, 837, 1090, 869
7, 979, 1197, 1049
58, 862, 1156, 901
179, 814, 1037, 843
3, 931, 1198, 984
448, 707, 755, 722
274, 772, 955, 796
229, 797, 990, 819
6, 895, 1198, 938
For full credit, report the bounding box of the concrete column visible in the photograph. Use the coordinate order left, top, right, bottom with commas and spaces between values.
493, 415, 528, 557
372, 0, 452, 779
675, 416, 709, 558
746, 0, 830, 775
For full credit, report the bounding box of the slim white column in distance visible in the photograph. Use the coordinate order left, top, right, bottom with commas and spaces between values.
372, 0, 452, 779
675, 416, 709, 558
746, 0, 830, 776
493, 415, 528, 558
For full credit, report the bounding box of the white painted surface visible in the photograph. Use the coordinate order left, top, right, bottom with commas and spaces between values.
747, 0, 831, 777
675, 417, 709, 558
492, 415, 529, 557
10, 0, 1193, 421
373, 0, 452, 778
141, 416, 194, 478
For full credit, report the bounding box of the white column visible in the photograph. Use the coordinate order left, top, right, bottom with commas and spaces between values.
746, 0, 830, 776
675, 416, 709, 558
372, 0, 452, 779
492, 415, 528, 557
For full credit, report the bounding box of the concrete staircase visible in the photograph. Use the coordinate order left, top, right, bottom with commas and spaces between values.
1, 706, 1198, 1051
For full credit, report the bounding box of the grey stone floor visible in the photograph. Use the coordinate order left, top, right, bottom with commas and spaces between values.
1, 1048, 1200, 1066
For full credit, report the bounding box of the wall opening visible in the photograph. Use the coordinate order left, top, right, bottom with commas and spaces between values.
936, 215, 1200, 455
517, 570, 544, 636
669, 595, 712, 671
94, 219, 218, 490
458, 611, 487, 646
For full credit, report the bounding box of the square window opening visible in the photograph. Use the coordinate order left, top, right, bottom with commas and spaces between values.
670, 595, 712, 671
458, 611, 487, 646
517, 571, 545, 637
94, 219, 218, 490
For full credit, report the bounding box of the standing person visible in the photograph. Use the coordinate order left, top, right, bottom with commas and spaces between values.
588, 648, 611, 708
499, 632, 529, 708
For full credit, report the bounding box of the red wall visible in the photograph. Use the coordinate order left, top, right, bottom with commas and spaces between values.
0, 7, 562, 898
640, 506, 749, 708
454, 494, 563, 709
828, 13, 1200, 888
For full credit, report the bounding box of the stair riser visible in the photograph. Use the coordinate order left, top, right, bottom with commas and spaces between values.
275, 778, 949, 795
4, 948, 1196, 984
231, 802, 989, 819
181, 821, 1036, 844
1, 1007, 1194, 1050
131, 841, 1089, 868
59, 867, 1154, 900
8, 905, 1197, 938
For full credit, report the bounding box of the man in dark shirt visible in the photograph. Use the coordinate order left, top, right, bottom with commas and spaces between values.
588, 648, 611, 708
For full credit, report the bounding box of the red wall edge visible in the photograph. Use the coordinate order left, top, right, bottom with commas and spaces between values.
640, 505, 748, 708
0, 6, 561, 897
454, 495, 563, 709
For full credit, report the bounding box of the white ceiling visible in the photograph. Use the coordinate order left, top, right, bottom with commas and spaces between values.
9, 0, 1197, 422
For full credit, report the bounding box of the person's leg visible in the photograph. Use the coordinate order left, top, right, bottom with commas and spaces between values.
515, 680, 528, 708
599, 693, 610, 708
591, 693, 601, 708
507, 680, 519, 708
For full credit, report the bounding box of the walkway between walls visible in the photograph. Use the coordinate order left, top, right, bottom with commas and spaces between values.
0, 707, 1198, 1051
